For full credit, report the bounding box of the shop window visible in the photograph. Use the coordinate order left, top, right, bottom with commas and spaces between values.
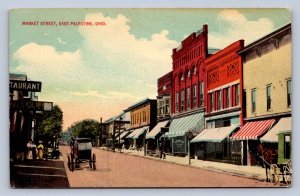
251, 89, 256, 113
267, 85, 271, 111
284, 135, 291, 159
287, 80, 292, 107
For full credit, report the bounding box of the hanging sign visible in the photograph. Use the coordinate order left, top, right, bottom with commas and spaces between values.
10, 80, 42, 92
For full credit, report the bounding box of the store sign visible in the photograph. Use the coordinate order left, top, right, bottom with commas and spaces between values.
10, 80, 42, 92
10, 101, 53, 111
173, 136, 186, 153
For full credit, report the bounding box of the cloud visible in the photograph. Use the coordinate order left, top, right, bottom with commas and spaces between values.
208, 9, 274, 48
70, 90, 105, 98
13, 13, 177, 129
57, 37, 66, 45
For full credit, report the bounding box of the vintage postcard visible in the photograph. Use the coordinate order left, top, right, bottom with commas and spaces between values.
9, 8, 292, 188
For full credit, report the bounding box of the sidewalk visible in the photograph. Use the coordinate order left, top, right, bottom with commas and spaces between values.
113, 148, 266, 181
10, 156, 70, 188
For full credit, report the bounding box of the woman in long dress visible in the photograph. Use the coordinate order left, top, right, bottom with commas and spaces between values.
26, 140, 33, 160
37, 141, 44, 159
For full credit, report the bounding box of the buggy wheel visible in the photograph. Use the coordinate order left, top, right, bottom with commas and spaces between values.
67, 155, 71, 170
71, 158, 74, 172
75, 158, 79, 168
269, 164, 280, 184
92, 154, 96, 170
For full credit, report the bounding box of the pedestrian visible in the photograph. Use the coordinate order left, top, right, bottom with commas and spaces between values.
37, 141, 44, 160
26, 140, 33, 160
159, 143, 163, 159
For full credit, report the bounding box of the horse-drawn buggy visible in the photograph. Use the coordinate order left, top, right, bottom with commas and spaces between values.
258, 129, 292, 185
67, 138, 96, 172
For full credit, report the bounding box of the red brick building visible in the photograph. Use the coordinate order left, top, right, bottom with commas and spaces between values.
191, 40, 244, 162
205, 40, 244, 127
171, 25, 208, 115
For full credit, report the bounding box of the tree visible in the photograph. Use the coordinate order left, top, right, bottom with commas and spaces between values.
68, 119, 99, 144
35, 105, 63, 144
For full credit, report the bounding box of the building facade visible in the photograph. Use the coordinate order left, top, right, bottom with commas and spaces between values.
166, 25, 210, 156
157, 71, 172, 121
190, 40, 244, 162
231, 23, 292, 165
125, 98, 157, 152
171, 25, 208, 115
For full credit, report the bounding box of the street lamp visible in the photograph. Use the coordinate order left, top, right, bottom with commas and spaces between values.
186, 131, 193, 165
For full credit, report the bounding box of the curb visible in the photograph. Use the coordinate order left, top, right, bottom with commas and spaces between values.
99, 148, 266, 182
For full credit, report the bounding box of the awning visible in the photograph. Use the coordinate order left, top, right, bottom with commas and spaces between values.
231, 119, 275, 140
119, 131, 131, 139
146, 120, 169, 139
260, 117, 292, 143
168, 112, 204, 137
191, 125, 238, 143
126, 126, 148, 139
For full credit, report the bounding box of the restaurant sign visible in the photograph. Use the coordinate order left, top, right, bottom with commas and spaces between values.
10, 80, 42, 92
10, 101, 53, 111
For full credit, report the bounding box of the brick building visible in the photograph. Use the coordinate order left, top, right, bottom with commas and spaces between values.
166, 25, 212, 155
191, 40, 244, 162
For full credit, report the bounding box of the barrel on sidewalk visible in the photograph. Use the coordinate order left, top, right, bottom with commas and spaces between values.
11, 159, 70, 188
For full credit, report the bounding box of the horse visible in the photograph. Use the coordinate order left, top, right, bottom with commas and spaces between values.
257, 144, 278, 182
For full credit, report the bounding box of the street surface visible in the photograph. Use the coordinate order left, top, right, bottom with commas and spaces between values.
60, 146, 279, 188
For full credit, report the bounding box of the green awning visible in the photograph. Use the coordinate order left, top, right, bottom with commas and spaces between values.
168, 112, 204, 137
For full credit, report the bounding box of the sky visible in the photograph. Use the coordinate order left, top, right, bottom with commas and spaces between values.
9, 8, 291, 130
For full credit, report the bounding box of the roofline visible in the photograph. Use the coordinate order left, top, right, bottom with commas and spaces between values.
238, 23, 291, 54
124, 98, 156, 112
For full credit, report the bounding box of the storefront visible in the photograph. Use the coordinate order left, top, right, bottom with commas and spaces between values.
191, 125, 239, 162
167, 112, 204, 155
230, 119, 275, 165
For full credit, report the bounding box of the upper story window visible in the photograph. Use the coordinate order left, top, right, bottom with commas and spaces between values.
187, 87, 190, 109
266, 85, 271, 111
175, 92, 179, 112
165, 99, 170, 114
287, 80, 292, 107
181, 89, 185, 111
209, 92, 214, 112
217, 90, 222, 110
199, 81, 204, 106
223, 87, 230, 109
232, 84, 240, 107
193, 84, 197, 108
251, 89, 256, 113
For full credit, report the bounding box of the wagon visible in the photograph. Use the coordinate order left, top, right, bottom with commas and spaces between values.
67, 138, 96, 172
260, 130, 292, 185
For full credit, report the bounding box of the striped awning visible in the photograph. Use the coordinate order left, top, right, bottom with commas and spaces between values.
146, 120, 169, 139
191, 125, 238, 143
260, 117, 292, 143
168, 112, 204, 137
231, 119, 275, 140
119, 131, 131, 139
126, 126, 149, 139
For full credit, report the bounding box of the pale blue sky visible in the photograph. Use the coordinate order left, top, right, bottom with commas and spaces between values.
9, 8, 291, 129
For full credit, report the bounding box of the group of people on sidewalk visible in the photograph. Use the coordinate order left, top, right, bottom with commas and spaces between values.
25, 140, 45, 160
